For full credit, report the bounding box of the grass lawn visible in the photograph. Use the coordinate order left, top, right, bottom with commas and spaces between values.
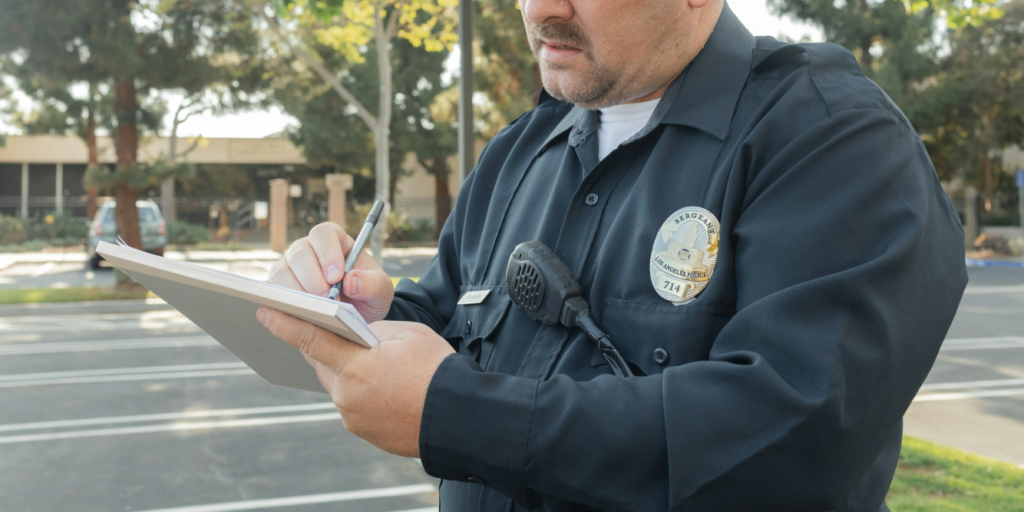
888, 435, 1024, 510
0, 286, 153, 304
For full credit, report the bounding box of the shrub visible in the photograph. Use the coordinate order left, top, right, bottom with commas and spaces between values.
0, 214, 25, 245
974, 233, 1021, 256
167, 221, 210, 245
22, 212, 88, 243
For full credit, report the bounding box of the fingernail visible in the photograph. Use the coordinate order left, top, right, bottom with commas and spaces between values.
348, 275, 362, 296
326, 265, 341, 282
257, 308, 268, 325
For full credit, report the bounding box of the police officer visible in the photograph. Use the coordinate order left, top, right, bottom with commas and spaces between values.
258, 0, 967, 510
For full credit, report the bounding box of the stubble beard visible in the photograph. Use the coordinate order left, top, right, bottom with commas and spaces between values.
528, 23, 622, 109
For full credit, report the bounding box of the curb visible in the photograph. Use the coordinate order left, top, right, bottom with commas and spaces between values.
965, 258, 1024, 269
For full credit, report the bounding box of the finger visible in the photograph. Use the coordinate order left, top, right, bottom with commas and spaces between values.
267, 259, 304, 291
343, 268, 395, 305
257, 308, 366, 371
308, 223, 354, 285
285, 238, 331, 296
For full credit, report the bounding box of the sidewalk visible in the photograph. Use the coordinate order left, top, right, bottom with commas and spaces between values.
0, 246, 438, 270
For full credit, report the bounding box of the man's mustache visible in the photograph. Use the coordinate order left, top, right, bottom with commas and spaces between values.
530, 22, 590, 51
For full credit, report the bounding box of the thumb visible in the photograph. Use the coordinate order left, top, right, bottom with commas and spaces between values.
343, 268, 395, 306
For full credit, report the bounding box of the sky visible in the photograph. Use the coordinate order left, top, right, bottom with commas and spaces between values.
5, 0, 824, 140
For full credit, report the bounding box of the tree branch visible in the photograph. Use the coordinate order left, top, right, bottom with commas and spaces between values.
386, 4, 401, 40
181, 136, 201, 158
256, 4, 378, 130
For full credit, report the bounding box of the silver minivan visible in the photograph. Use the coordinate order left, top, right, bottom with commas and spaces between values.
86, 200, 167, 269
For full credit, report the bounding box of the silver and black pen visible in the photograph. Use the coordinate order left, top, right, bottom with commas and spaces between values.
328, 199, 385, 301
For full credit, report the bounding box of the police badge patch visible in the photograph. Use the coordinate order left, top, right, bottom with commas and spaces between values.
650, 206, 720, 305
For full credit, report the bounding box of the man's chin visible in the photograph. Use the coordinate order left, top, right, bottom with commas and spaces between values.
543, 78, 616, 109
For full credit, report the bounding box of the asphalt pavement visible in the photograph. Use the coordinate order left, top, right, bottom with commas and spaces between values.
0, 299, 439, 512
0, 261, 1022, 511
905, 266, 1024, 467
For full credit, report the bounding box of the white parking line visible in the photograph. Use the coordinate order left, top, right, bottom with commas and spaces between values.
941, 337, 1024, 351
0, 336, 218, 355
0, 362, 247, 382
921, 377, 1024, 391
0, 369, 256, 388
132, 485, 437, 512
0, 412, 341, 444
30, 262, 54, 277
914, 387, 1024, 402
0, 403, 336, 433
0, 362, 254, 388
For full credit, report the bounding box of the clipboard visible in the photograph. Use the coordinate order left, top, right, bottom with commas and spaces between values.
97, 241, 378, 394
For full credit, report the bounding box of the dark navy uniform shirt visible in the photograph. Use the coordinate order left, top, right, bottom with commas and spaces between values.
385, 4, 967, 511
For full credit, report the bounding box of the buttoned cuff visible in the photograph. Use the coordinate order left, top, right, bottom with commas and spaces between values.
419, 354, 538, 501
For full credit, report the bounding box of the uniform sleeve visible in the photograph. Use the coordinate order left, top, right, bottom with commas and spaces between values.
418, 108, 968, 511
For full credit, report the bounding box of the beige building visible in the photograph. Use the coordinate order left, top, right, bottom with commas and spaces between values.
0, 135, 469, 225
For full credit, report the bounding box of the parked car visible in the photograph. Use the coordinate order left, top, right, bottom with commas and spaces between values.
86, 200, 166, 269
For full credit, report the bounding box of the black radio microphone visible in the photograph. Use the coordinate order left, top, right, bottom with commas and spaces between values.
505, 241, 634, 378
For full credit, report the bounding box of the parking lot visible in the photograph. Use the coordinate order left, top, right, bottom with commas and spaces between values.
0, 261, 1021, 510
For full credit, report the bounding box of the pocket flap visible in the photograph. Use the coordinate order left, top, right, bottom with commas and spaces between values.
439, 286, 512, 345
590, 298, 734, 375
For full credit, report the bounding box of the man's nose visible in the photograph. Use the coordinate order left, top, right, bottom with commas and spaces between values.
522, 0, 574, 25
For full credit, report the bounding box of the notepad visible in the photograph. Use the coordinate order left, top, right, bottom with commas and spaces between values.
96, 241, 378, 394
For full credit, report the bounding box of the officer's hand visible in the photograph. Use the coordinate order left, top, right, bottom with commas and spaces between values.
267, 222, 394, 323
257, 308, 454, 457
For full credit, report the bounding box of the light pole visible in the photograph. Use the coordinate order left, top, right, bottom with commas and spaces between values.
457, 0, 474, 189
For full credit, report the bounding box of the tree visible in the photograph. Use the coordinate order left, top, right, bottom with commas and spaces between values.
904, 1, 1024, 198
274, 35, 457, 232
8, 80, 110, 219
0, 0, 265, 278
473, 0, 541, 138
254, 0, 457, 261
770, 0, 1019, 206
768, 0, 1001, 82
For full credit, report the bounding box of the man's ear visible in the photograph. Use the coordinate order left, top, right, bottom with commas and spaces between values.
688, 0, 712, 9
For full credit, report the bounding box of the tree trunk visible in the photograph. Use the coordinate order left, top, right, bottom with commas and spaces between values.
434, 171, 451, 236
85, 86, 99, 221
370, 12, 392, 262
113, 78, 144, 290
859, 36, 874, 78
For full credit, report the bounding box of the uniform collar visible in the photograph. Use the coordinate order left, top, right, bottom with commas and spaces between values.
541, 1, 754, 147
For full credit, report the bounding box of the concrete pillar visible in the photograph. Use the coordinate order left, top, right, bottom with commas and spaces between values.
161, 178, 176, 222
965, 186, 979, 249
326, 173, 353, 229
55, 163, 63, 213
269, 178, 288, 253
20, 163, 28, 219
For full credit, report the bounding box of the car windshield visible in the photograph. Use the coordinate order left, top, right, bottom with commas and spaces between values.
98, 205, 159, 224
99, 207, 115, 224
138, 207, 158, 223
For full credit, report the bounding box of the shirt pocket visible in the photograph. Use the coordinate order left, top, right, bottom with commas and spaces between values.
591, 297, 734, 376
438, 286, 513, 369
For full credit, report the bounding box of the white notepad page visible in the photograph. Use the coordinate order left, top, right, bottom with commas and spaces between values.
97, 241, 379, 394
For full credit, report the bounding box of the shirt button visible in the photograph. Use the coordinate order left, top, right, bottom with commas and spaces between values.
653, 348, 669, 365
466, 320, 472, 335
467, 475, 483, 484
585, 193, 599, 206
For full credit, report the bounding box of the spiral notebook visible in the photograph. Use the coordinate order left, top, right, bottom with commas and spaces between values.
96, 241, 378, 394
